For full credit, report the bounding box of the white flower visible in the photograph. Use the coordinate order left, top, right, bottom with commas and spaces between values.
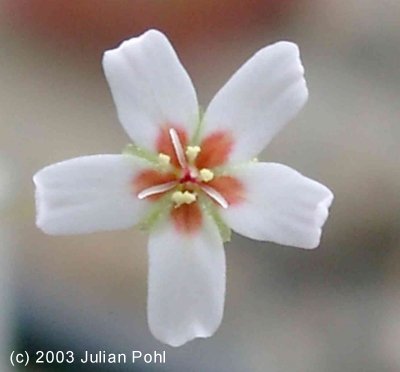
33, 30, 333, 347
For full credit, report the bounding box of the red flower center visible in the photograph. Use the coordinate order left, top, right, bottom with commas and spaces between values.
133, 125, 244, 234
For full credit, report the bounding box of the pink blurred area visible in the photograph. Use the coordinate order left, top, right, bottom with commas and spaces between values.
1, 1, 400, 372
5, 0, 298, 52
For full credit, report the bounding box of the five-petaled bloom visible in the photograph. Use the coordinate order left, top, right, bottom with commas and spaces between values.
34, 30, 333, 347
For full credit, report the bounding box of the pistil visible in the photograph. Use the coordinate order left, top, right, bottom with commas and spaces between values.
137, 180, 178, 200
169, 128, 187, 169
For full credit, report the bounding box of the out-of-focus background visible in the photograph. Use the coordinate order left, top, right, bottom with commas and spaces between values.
1, 1, 400, 371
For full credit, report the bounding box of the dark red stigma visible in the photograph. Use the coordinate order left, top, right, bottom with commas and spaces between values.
179, 170, 197, 184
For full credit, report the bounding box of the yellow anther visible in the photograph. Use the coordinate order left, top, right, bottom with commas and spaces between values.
171, 190, 197, 208
185, 146, 201, 163
199, 168, 214, 182
158, 153, 171, 166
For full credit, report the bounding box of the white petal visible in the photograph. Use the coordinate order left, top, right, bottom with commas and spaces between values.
103, 29, 199, 150
34, 155, 149, 235
202, 41, 308, 163
222, 163, 333, 249
147, 212, 225, 347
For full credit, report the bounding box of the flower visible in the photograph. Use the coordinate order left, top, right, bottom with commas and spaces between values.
33, 29, 333, 347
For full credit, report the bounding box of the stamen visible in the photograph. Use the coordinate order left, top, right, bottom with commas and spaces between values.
158, 153, 171, 166
185, 145, 201, 163
199, 168, 214, 182
157, 153, 171, 171
169, 128, 187, 169
171, 190, 197, 208
137, 181, 177, 200
200, 185, 229, 209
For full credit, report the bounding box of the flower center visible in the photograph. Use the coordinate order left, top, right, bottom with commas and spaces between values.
136, 128, 227, 209
179, 169, 197, 184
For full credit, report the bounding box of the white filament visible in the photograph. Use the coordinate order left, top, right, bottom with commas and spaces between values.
201, 185, 229, 209
137, 181, 178, 200
169, 128, 187, 169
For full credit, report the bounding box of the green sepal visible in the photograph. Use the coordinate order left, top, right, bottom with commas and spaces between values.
138, 193, 173, 232
210, 208, 232, 243
200, 195, 232, 243
191, 106, 205, 146
122, 144, 159, 164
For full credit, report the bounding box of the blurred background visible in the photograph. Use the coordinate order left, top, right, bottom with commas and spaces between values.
1, 0, 400, 371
